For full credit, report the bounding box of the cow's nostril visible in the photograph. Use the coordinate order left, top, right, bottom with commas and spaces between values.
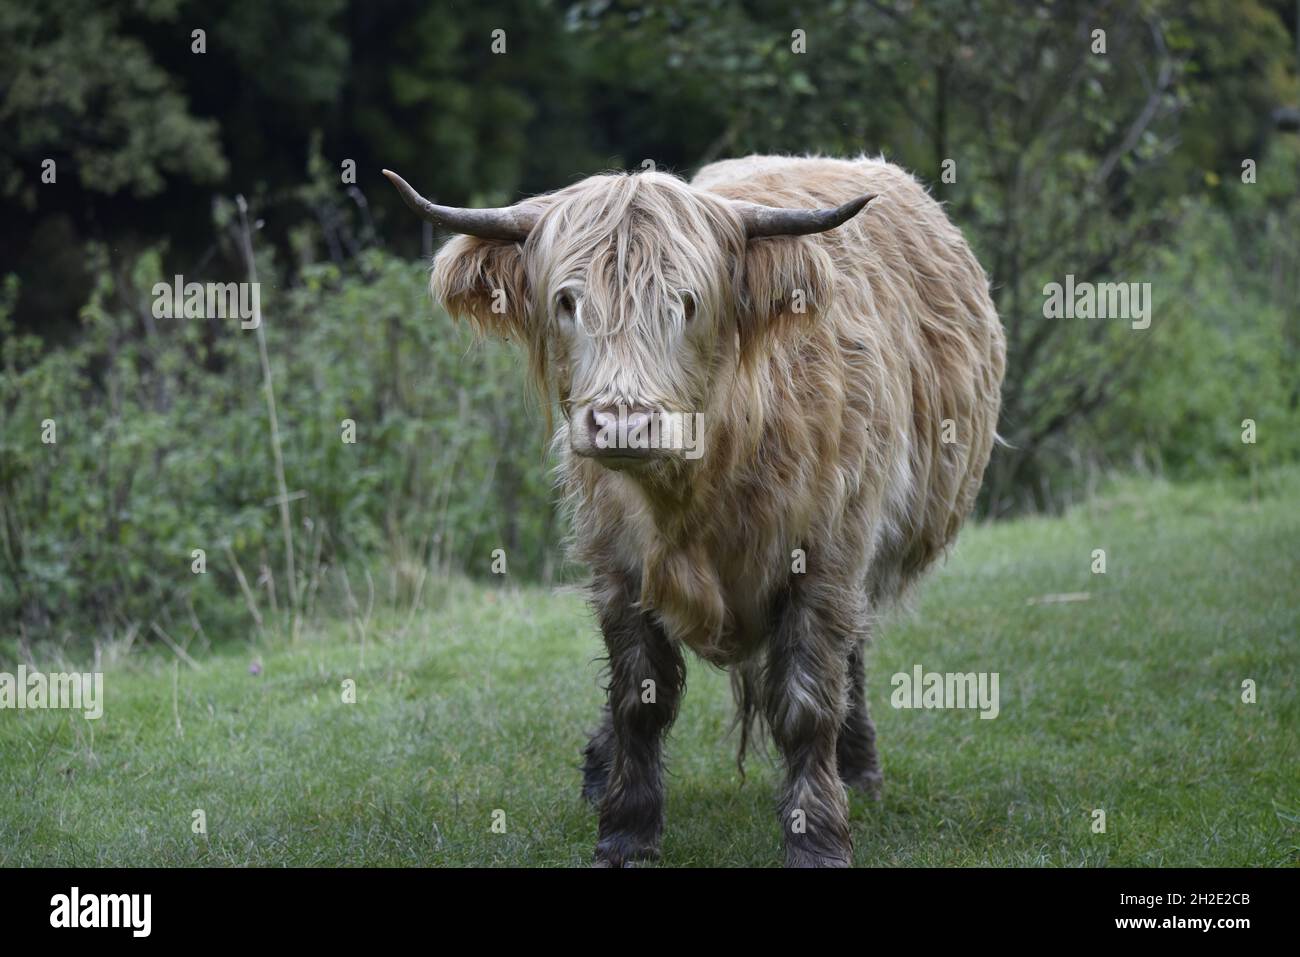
589, 408, 618, 449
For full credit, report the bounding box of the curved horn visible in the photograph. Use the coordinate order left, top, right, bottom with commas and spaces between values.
734, 193, 877, 239
382, 169, 538, 241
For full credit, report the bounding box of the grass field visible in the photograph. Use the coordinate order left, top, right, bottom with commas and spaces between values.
2, 468, 1297, 867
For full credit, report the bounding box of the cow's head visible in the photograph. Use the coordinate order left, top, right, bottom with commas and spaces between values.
384, 168, 872, 475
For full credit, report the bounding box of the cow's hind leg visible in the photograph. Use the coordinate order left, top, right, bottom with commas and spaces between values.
765, 589, 853, 868
590, 572, 685, 867
580, 706, 614, 804
837, 638, 883, 798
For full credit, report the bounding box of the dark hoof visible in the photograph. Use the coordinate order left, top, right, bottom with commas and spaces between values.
785, 848, 852, 868
594, 834, 659, 868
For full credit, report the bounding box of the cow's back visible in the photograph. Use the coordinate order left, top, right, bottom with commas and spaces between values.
695, 155, 1006, 604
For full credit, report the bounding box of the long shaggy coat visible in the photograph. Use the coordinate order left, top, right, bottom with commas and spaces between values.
428, 154, 1005, 866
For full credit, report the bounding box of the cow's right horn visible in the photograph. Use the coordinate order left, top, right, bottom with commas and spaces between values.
382, 169, 538, 241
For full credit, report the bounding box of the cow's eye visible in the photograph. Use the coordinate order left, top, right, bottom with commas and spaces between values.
556, 291, 576, 316
681, 292, 697, 323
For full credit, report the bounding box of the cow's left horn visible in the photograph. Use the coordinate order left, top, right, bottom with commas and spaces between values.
734, 193, 877, 239
382, 169, 538, 241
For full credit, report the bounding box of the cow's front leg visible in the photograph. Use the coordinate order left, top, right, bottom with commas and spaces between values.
591, 573, 685, 867
765, 592, 853, 867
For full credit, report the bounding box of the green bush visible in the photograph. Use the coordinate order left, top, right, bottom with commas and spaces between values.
0, 245, 558, 657
1085, 153, 1300, 481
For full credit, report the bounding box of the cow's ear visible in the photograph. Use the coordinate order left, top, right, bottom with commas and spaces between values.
431, 235, 530, 340
735, 235, 836, 357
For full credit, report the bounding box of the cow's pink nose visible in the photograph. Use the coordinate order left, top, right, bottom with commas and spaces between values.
587, 405, 657, 457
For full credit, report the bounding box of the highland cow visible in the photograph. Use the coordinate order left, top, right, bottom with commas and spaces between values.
385, 154, 1006, 867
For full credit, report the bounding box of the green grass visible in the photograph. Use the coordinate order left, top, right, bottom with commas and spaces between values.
2, 468, 1297, 867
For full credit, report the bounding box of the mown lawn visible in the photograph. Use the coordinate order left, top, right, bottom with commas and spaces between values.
2, 468, 1297, 867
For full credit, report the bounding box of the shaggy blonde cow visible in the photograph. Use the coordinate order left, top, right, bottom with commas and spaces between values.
386, 155, 1005, 867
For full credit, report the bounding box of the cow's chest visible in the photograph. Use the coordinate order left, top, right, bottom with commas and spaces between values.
641, 530, 785, 667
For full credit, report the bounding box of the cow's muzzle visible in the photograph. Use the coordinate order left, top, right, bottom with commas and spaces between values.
574, 404, 668, 469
